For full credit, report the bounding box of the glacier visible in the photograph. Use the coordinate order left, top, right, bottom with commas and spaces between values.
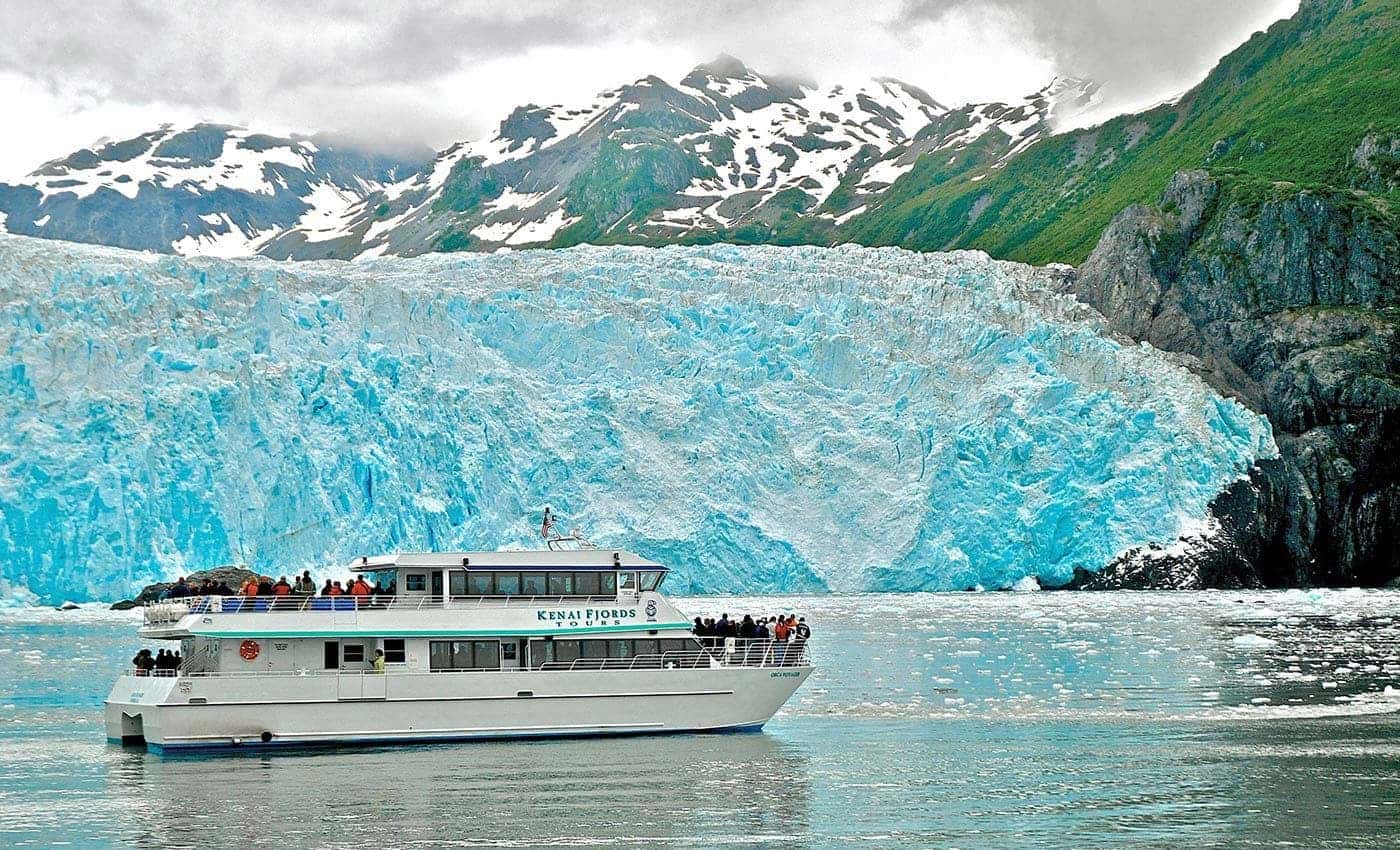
0, 234, 1275, 603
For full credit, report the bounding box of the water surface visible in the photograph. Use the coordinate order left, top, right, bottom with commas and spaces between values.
3, 591, 1399, 848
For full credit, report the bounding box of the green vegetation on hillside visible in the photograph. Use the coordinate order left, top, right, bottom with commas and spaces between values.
841, 0, 1400, 265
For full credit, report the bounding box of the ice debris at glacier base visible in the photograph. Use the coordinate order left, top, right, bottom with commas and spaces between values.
0, 234, 1276, 602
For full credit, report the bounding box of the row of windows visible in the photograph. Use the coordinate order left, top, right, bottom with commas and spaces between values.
429, 640, 502, 671
399, 570, 666, 597
423, 637, 704, 671
529, 638, 698, 666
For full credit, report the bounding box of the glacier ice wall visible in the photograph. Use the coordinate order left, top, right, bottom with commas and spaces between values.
0, 234, 1276, 602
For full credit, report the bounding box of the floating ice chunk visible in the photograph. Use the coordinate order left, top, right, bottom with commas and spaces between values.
1232, 634, 1278, 649
1011, 576, 1042, 593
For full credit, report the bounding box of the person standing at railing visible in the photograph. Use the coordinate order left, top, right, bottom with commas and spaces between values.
349, 577, 371, 605
273, 576, 292, 596
132, 649, 155, 676
240, 576, 260, 597
373, 649, 386, 674
293, 570, 316, 595
791, 617, 810, 665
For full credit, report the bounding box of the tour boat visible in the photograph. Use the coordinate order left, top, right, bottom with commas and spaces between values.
104, 547, 813, 752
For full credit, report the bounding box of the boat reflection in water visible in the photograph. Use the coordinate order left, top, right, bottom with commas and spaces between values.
105, 730, 813, 847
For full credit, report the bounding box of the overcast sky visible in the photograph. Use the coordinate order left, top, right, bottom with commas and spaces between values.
0, 0, 1298, 180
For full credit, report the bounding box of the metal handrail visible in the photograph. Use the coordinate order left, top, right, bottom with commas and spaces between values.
119, 640, 811, 679
142, 593, 631, 623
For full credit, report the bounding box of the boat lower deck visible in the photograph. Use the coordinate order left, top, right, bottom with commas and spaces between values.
106, 663, 812, 752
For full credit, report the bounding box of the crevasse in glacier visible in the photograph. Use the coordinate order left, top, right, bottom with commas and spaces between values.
0, 234, 1276, 602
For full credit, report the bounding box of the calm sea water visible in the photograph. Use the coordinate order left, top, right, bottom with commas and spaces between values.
4, 591, 1400, 849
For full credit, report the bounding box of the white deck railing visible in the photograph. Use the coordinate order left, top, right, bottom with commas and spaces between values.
122, 639, 811, 678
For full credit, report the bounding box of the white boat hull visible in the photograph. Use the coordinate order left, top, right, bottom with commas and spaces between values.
105, 665, 812, 752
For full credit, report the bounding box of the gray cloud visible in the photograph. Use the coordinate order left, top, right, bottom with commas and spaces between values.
891, 0, 1298, 102
0, 0, 1298, 160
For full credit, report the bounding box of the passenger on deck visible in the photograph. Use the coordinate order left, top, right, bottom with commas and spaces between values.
273, 576, 292, 596
214, 580, 236, 595
294, 571, 316, 595
320, 579, 335, 596
257, 576, 274, 595
693, 617, 705, 635
371, 581, 388, 598
171, 650, 182, 669
739, 614, 757, 639
132, 649, 155, 676
373, 649, 386, 673
349, 577, 371, 599
240, 577, 260, 596
329, 581, 344, 597
164, 577, 191, 599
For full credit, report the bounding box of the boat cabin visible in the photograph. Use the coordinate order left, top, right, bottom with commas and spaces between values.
349, 550, 669, 600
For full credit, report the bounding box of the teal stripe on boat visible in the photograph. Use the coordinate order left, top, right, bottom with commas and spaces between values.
189, 621, 694, 638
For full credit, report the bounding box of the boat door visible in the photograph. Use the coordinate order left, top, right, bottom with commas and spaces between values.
500, 640, 522, 671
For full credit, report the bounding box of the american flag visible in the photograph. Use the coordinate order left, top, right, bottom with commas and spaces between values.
540, 509, 555, 539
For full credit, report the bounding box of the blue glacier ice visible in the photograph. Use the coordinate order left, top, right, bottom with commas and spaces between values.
0, 234, 1276, 603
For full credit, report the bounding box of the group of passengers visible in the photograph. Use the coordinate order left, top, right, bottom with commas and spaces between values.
693, 613, 811, 643
130, 648, 182, 676
238, 571, 318, 597
318, 576, 395, 599
160, 576, 236, 598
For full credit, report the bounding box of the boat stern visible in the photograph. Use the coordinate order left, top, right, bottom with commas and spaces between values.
104, 674, 179, 747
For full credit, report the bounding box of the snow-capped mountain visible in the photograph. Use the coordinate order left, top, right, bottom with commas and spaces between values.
262, 56, 1100, 259
0, 124, 429, 256
0, 59, 1098, 260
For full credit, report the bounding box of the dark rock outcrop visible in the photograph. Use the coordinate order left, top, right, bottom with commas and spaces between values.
110, 565, 259, 609
1073, 164, 1400, 588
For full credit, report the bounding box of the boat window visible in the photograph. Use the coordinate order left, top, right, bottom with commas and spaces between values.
607, 639, 635, 658
383, 638, 406, 664
448, 570, 467, 597
659, 639, 689, 657
638, 571, 664, 592
468, 572, 494, 595
473, 640, 501, 670
633, 639, 659, 657
529, 639, 555, 667
343, 644, 365, 663
574, 572, 601, 596
429, 640, 501, 671
501, 643, 517, 662
405, 573, 427, 593
521, 572, 548, 596
554, 639, 581, 664
617, 572, 636, 593
599, 572, 617, 595
429, 641, 453, 670
580, 641, 607, 659
323, 641, 339, 670
547, 572, 574, 595
495, 572, 521, 595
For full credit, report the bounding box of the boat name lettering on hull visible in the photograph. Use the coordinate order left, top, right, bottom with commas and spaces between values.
537, 608, 638, 628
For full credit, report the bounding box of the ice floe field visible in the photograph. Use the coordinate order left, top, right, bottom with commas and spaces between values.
4, 590, 1400, 849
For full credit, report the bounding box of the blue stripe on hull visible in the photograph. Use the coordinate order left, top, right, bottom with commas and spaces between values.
144, 723, 767, 757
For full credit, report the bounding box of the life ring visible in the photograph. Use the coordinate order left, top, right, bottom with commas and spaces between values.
239, 639, 261, 661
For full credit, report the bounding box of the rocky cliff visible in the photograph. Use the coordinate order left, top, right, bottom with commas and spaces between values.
1070, 146, 1400, 588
